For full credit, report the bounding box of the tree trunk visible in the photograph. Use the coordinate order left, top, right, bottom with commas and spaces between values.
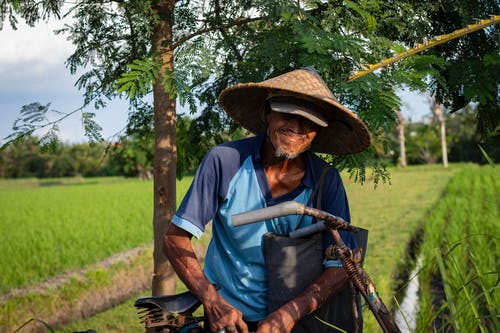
395, 109, 407, 168
151, 0, 177, 296
432, 99, 449, 168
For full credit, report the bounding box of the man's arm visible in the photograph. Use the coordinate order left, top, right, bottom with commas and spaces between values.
257, 267, 349, 333
163, 223, 249, 333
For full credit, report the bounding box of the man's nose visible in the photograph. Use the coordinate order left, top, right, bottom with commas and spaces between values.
286, 115, 301, 128
286, 115, 316, 132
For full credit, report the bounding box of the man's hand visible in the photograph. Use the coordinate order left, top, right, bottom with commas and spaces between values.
164, 225, 248, 333
203, 290, 248, 333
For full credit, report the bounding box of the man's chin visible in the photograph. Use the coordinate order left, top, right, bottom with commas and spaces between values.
274, 148, 303, 160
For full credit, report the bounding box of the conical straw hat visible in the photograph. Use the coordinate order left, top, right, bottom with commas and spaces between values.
219, 68, 371, 155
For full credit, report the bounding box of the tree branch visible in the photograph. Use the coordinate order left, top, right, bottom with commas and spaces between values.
213, 0, 242, 61
171, 15, 266, 49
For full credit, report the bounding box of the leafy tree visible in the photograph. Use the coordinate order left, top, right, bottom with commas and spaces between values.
377, 0, 500, 140
405, 121, 442, 164
447, 104, 500, 163
0, 137, 114, 178
3, 1, 495, 297
108, 135, 154, 179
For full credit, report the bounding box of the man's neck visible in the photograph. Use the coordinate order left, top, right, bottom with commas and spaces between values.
261, 138, 307, 197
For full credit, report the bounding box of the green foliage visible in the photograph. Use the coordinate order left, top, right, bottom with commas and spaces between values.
58, 1, 154, 109
2, 102, 53, 150
405, 121, 442, 164
82, 112, 103, 143
169, 1, 432, 183
0, 137, 115, 178
387, 0, 500, 139
117, 58, 160, 100
0, 100, 105, 149
108, 135, 154, 179
0, 0, 62, 28
2, 0, 498, 184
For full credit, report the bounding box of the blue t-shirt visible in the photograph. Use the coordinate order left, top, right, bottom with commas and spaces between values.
172, 134, 354, 321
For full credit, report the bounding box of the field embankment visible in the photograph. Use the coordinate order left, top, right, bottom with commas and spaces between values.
0, 246, 154, 333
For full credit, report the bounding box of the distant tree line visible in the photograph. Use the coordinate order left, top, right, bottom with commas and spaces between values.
0, 136, 115, 178
0, 113, 247, 179
391, 105, 499, 166
0, 105, 497, 179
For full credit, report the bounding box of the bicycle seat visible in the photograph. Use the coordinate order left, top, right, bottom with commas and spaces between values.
134, 290, 201, 313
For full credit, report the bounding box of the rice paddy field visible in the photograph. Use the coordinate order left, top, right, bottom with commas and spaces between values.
417, 166, 499, 332
1, 164, 498, 333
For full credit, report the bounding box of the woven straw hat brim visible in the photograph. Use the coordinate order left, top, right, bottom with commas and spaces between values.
219, 83, 371, 155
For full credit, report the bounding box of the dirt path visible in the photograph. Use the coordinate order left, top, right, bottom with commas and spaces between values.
1, 244, 207, 333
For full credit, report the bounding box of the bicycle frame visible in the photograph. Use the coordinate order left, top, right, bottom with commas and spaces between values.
136, 201, 401, 333
232, 201, 401, 333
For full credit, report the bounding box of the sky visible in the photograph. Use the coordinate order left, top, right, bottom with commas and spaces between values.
0, 17, 432, 146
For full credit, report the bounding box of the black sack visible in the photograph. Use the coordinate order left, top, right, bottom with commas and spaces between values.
263, 229, 368, 333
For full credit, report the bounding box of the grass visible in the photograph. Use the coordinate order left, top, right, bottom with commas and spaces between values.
58, 164, 459, 333
62, 296, 144, 333
1, 246, 154, 333
0, 176, 193, 294
417, 165, 499, 332
343, 164, 459, 331
3, 164, 477, 333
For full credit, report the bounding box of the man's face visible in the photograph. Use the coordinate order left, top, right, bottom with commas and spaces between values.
266, 110, 320, 160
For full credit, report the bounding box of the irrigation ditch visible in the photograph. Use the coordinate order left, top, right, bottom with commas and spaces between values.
391, 213, 463, 332
392, 221, 424, 332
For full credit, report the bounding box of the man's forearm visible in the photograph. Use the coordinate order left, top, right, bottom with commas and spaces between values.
164, 224, 250, 333
275, 267, 349, 324
163, 224, 219, 302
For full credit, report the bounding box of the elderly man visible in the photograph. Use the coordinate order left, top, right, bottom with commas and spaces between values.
163, 68, 371, 333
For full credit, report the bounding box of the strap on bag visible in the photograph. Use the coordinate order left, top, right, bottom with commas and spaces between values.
264, 166, 366, 332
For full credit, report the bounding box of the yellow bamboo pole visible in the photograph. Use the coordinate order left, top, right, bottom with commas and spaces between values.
347, 15, 500, 82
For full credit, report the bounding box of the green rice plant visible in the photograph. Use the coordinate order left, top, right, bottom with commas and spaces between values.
0, 176, 193, 294
417, 165, 499, 332
344, 165, 458, 332
72, 165, 458, 333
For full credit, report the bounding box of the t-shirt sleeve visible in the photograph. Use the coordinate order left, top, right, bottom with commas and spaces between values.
172, 148, 223, 239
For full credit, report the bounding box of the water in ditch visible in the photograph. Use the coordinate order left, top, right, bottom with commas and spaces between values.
394, 257, 422, 332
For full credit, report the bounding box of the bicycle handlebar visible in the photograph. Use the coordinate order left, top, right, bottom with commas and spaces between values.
231, 201, 401, 333
231, 201, 359, 238
232, 201, 304, 226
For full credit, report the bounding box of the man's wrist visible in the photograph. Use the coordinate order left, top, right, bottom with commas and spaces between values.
199, 282, 221, 305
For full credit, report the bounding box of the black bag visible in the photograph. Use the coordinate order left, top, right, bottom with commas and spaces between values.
263, 167, 368, 332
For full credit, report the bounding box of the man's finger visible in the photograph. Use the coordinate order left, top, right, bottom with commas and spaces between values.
236, 318, 249, 333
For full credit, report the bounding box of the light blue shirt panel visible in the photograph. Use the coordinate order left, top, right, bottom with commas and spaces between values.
203, 156, 314, 321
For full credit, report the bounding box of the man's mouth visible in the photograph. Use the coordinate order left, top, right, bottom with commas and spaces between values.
278, 128, 307, 139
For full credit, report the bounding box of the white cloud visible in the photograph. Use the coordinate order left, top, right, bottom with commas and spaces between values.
0, 17, 73, 67
0, 16, 130, 144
